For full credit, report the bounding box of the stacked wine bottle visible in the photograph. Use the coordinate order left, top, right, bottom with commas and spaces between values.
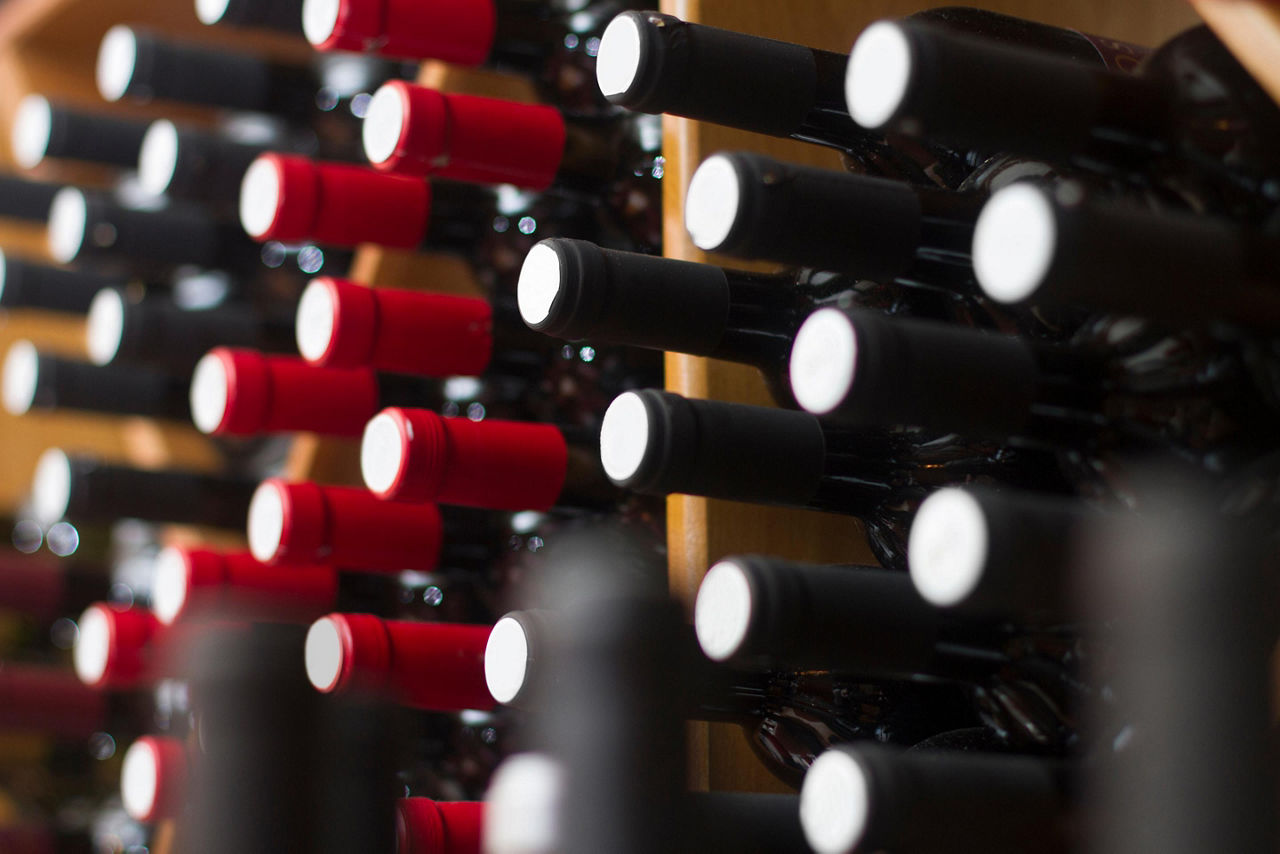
0, 1, 1276, 853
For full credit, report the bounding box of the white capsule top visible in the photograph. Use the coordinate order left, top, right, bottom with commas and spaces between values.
3, 340, 40, 416
189, 352, 230, 435
789, 307, 857, 416
694, 559, 755, 662
845, 20, 913, 130
120, 739, 161, 820
362, 84, 405, 166
595, 13, 643, 98
484, 753, 566, 854
239, 156, 282, 240
85, 288, 126, 366
516, 242, 562, 327
194, 0, 233, 24
96, 25, 139, 103
907, 487, 990, 608
47, 187, 88, 264
138, 120, 181, 196
360, 411, 405, 496
800, 748, 872, 854
301, 0, 342, 46
683, 154, 742, 252
247, 481, 287, 563
31, 448, 73, 525
598, 391, 650, 483
73, 604, 112, 686
304, 615, 344, 692
484, 616, 530, 705
294, 278, 337, 363
11, 95, 53, 169
971, 182, 1058, 304
150, 546, 191, 626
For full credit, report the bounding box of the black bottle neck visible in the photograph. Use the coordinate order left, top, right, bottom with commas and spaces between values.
0, 259, 128, 314
111, 294, 296, 371
66, 459, 259, 529
0, 175, 61, 223
30, 353, 190, 422
41, 105, 148, 169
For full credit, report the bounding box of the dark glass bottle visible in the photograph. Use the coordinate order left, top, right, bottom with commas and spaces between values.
0, 253, 130, 316
195, 0, 305, 34
11, 94, 149, 171
0, 174, 63, 224
0, 548, 112, 625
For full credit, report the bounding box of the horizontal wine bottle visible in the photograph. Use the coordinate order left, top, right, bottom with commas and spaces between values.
0, 549, 111, 624
72, 603, 164, 689
11, 94, 149, 171
0, 173, 63, 224
149, 545, 413, 626
294, 276, 550, 378
247, 478, 504, 572
29, 448, 258, 530
694, 555, 1079, 748
0, 663, 132, 740
800, 743, 1072, 854
397, 798, 482, 854
972, 181, 1280, 328
362, 80, 662, 197
47, 187, 263, 276
3, 340, 190, 422
196, 0, 304, 33
908, 486, 1095, 622
361, 407, 614, 510
683, 151, 981, 282
304, 612, 495, 711
120, 736, 188, 823
137, 120, 274, 209
303, 0, 617, 111
519, 237, 938, 406
0, 252, 130, 315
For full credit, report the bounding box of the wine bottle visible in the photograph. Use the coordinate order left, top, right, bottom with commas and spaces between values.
3, 340, 190, 423
360, 407, 614, 510
28, 448, 258, 530
0, 549, 111, 625
971, 181, 1280, 328
195, 0, 304, 34
362, 79, 663, 198
246, 478, 505, 573
0, 663, 126, 740
120, 736, 187, 823
293, 276, 550, 378
518, 237, 945, 406
150, 545, 407, 626
0, 253, 130, 316
137, 119, 278, 210
188, 347, 534, 438
682, 151, 981, 283
694, 555, 1079, 749
10, 95, 149, 171
397, 798, 482, 854
0, 174, 63, 224
72, 603, 163, 689
845, 20, 1280, 208
85, 287, 296, 371
46, 187, 264, 277
303, 612, 494, 711
800, 743, 1072, 854
302, 0, 619, 111
908, 486, 1097, 622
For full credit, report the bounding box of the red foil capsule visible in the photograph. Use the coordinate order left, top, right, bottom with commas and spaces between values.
304, 0, 497, 66
73, 604, 163, 689
397, 798, 483, 854
361, 407, 568, 510
121, 735, 188, 822
190, 347, 380, 437
304, 612, 494, 711
0, 664, 109, 738
151, 545, 340, 625
239, 154, 429, 248
248, 478, 444, 572
295, 277, 494, 376
364, 81, 566, 190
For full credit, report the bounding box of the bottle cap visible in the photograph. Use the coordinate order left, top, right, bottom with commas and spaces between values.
195, 0, 233, 24
906, 487, 990, 608
483, 754, 566, 854
845, 20, 914, 130
788, 308, 860, 417
85, 288, 126, 366
800, 748, 871, 854
595, 12, 645, 100
47, 187, 88, 263
30, 447, 72, 525
397, 799, 484, 854
121, 736, 188, 822
483, 614, 532, 705
96, 25, 138, 102
154, 545, 339, 625
972, 182, 1059, 304
693, 559, 756, 662
1, 340, 39, 415
73, 603, 161, 688
239, 154, 430, 248
11, 94, 52, 169
137, 119, 180, 196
